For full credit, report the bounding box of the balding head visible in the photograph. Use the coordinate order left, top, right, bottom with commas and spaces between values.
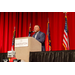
34, 25, 40, 33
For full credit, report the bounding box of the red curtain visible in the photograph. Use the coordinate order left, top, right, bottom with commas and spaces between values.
0, 12, 75, 53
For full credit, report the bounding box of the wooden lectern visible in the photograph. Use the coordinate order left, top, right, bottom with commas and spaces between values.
15, 37, 41, 62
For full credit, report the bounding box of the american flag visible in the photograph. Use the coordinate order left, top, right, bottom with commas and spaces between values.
63, 13, 69, 50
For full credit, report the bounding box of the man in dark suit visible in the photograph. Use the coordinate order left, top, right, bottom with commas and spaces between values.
32, 25, 45, 51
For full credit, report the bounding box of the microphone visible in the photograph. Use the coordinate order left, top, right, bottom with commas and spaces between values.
31, 31, 34, 33
29, 31, 34, 37
29, 31, 34, 33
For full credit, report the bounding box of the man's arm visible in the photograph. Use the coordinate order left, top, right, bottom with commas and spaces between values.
38, 33, 45, 43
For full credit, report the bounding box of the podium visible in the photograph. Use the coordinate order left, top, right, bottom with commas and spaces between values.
15, 37, 41, 62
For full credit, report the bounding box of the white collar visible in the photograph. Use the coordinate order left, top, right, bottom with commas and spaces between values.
35, 31, 40, 34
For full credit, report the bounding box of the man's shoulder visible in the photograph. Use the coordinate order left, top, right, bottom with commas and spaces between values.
39, 31, 45, 35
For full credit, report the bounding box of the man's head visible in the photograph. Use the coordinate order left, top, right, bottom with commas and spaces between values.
34, 25, 40, 33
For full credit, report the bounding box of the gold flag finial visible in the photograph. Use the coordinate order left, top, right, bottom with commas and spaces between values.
63, 12, 67, 13
63, 12, 67, 18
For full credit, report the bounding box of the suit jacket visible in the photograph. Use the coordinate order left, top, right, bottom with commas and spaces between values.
32, 31, 45, 51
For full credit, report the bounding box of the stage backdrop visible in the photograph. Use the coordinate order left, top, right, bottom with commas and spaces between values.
0, 12, 75, 53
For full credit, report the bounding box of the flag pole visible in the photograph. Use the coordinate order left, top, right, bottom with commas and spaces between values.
48, 18, 49, 22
